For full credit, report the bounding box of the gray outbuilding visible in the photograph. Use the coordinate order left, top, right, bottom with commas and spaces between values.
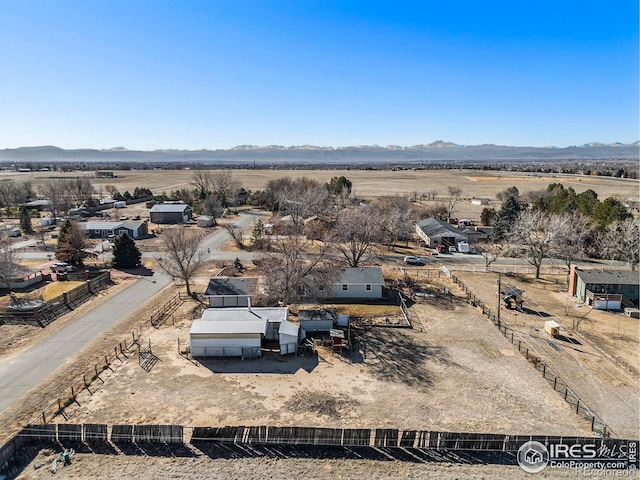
149, 203, 193, 224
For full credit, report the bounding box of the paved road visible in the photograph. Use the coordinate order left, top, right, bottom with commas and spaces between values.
0, 269, 171, 412
0, 213, 258, 415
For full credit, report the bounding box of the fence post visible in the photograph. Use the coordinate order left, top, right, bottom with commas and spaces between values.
576, 400, 580, 414
83, 374, 88, 389
518, 340, 521, 351
542, 364, 546, 378
58, 398, 62, 413
105, 355, 109, 367
564, 388, 568, 401
553, 377, 557, 390
591, 417, 595, 431
95, 364, 99, 378
42, 411, 46, 424
71, 386, 75, 400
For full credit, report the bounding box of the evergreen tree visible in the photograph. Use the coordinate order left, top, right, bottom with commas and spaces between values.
19, 207, 34, 234
56, 219, 72, 251
55, 220, 92, 265
112, 233, 142, 269
491, 189, 523, 242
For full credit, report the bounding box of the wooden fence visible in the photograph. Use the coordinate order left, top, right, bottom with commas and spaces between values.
5, 423, 637, 451
150, 293, 184, 328
0, 272, 111, 327
448, 272, 612, 438
3, 423, 637, 475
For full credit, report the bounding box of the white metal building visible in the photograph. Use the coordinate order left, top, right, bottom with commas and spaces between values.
189, 307, 289, 358
278, 320, 300, 355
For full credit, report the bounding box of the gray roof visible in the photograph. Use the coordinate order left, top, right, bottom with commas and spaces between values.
278, 320, 299, 338
82, 221, 123, 230
150, 203, 192, 213
416, 218, 466, 238
23, 199, 51, 207
338, 267, 384, 285
576, 269, 639, 286
190, 307, 289, 335
204, 277, 258, 297
121, 221, 145, 231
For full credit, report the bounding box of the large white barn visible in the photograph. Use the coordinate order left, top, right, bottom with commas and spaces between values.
189, 307, 289, 358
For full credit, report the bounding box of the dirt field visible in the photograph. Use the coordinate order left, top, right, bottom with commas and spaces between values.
51, 280, 591, 437
451, 271, 639, 440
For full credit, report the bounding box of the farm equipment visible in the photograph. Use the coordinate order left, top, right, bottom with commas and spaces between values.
501, 287, 524, 311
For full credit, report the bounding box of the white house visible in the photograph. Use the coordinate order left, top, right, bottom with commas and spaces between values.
189, 307, 289, 358
329, 267, 384, 299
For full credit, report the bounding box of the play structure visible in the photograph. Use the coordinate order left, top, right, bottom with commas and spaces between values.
500, 287, 524, 311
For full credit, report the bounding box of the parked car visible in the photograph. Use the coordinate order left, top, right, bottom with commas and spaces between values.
51, 262, 77, 273
132, 215, 141, 220
404, 256, 421, 265
449, 246, 457, 253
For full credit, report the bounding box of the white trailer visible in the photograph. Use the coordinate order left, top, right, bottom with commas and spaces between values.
457, 241, 470, 253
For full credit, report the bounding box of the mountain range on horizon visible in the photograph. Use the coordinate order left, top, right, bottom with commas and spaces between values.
0, 140, 638, 164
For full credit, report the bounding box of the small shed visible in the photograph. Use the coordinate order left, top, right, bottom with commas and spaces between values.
278, 320, 300, 355
544, 320, 561, 337
197, 215, 214, 228
299, 309, 337, 332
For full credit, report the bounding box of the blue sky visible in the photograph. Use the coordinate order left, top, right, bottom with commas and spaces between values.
0, 1, 638, 149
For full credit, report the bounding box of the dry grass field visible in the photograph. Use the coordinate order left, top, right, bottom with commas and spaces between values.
0, 168, 636, 203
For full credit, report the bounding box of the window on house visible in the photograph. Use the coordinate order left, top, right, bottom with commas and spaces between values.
342, 285, 348, 291
366, 284, 371, 291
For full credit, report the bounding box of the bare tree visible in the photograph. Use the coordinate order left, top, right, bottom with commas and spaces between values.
105, 185, 120, 198
155, 229, 207, 297
508, 210, 561, 279
63, 177, 95, 207
211, 171, 239, 207
222, 223, 245, 248
330, 206, 381, 267
600, 218, 640, 271
0, 180, 17, 211
190, 170, 213, 199
260, 235, 337, 304
446, 186, 462, 222
476, 243, 502, 269
42, 181, 71, 222
552, 212, 591, 273
427, 189, 439, 201
201, 194, 223, 224
0, 232, 22, 291
375, 197, 415, 250
278, 178, 330, 228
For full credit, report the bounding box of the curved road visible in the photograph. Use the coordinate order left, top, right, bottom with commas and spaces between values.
0, 213, 258, 414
